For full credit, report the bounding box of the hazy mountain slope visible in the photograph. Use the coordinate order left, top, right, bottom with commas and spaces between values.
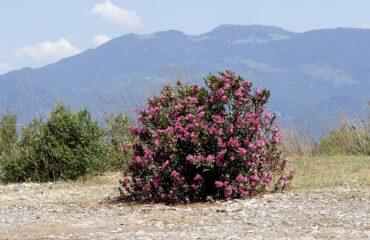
0, 25, 369, 136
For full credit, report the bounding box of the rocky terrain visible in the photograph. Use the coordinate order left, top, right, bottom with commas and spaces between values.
0, 173, 369, 239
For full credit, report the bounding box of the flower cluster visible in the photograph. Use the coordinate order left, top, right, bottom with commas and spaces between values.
121, 70, 294, 202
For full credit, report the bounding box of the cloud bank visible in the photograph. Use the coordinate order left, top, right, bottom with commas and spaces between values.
354, 23, 370, 29
90, 0, 143, 28
0, 62, 12, 73
92, 34, 112, 47
15, 38, 80, 61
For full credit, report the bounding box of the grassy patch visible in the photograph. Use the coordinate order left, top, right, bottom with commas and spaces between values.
290, 155, 370, 189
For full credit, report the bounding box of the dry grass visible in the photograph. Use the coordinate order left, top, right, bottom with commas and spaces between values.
290, 155, 370, 190
60, 155, 370, 192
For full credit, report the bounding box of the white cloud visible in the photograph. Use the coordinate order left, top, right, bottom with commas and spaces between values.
353, 23, 370, 29
15, 38, 80, 61
90, 1, 143, 28
92, 34, 112, 47
0, 62, 11, 71
0, 62, 12, 74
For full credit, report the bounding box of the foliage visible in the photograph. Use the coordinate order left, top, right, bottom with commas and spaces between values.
102, 113, 133, 170
0, 113, 19, 181
313, 119, 370, 156
0, 113, 17, 155
121, 70, 295, 203
0, 104, 107, 182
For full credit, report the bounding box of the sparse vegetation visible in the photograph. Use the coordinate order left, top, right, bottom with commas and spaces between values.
313, 119, 369, 156
281, 116, 370, 157
291, 155, 370, 189
102, 113, 133, 171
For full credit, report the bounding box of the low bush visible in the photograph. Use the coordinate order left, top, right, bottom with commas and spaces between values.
121, 70, 295, 203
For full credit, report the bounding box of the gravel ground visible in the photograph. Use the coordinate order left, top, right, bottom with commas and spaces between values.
0, 176, 369, 240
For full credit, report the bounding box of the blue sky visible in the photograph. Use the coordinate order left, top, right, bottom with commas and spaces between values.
1, 0, 370, 74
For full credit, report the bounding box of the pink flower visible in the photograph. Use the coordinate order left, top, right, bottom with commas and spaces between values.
220, 95, 228, 103
236, 173, 248, 183
275, 163, 281, 171
272, 133, 282, 143
235, 88, 243, 97
188, 97, 198, 104
215, 181, 224, 187
185, 113, 195, 121
263, 113, 274, 120
278, 179, 285, 187
238, 188, 249, 197
161, 160, 170, 169
198, 111, 205, 118
217, 138, 224, 148
217, 149, 226, 160
248, 143, 257, 152
244, 81, 252, 88
153, 174, 161, 188
186, 155, 196, 164
193, 174, 203, 181
135, 178, 142, 187
271, 125, 280, 132
266, 172, 274, 182
228, 138, 240, 148
223, 83, 231, 91
224, 186, 233, 197
171, 170, 180, 179
134, 156, 142, 164
250, 175, 260, 184
142, 183, 151, 193
214, 115, 225, 124
239, 148, 247, 157
206, 155, 215, 163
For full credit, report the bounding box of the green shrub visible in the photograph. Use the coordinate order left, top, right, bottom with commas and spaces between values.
314, 119, 370, 156
0, 104, 107, 182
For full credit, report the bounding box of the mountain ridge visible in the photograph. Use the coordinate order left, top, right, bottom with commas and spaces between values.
1, 24, 369, 136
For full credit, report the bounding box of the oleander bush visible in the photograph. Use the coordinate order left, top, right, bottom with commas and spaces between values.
121, 70, 295, 203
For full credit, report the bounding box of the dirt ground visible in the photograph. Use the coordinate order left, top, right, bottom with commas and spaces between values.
0, 173, 369, 240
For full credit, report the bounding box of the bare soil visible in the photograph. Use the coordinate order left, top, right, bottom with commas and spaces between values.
0, 174, 369, 240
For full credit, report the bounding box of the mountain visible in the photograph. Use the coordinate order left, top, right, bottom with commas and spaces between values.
1, 24, 369, 137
